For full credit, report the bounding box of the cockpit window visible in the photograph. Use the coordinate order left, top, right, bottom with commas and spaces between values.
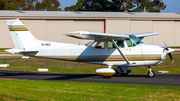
108, 40, 124, 49
126, 35, 143, 47
91, 41, 105, 49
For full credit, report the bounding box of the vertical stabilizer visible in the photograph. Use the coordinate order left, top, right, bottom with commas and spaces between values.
6, 18, 38, 50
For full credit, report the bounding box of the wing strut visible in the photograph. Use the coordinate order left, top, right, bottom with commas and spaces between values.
111, 38, 130, 64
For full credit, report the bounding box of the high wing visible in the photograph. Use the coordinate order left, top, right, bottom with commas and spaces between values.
64, 31, 158, 41
132, 32, 159, 40
64, 31, 130, 65
63, 31, 129, 41
64, 31, 159, 65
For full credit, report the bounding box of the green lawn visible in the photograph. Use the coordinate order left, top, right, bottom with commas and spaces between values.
0, 54, 180, 74
0, 79, 180, 101
0, 53, 180, 100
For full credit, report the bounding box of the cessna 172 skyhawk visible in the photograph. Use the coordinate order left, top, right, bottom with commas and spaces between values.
5, 18, 174, 78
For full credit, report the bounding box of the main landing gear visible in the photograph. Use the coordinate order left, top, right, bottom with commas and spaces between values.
113, 66, 132, 76
147, 66, 155, 78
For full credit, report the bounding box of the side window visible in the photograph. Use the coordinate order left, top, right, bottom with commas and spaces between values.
126, 39, 136, 47
126, 39, 133, 47
117, 40, 124, 48
108, 41, 114, 48
91, 41, 105, 49
108, 40, 124, 48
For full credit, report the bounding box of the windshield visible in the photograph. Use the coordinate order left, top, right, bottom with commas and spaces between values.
126, 35, 143, 47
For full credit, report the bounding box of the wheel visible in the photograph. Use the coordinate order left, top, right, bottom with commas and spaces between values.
147, 70, 155, 78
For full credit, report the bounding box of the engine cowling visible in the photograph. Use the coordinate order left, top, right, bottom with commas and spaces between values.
96, 68, 115, 77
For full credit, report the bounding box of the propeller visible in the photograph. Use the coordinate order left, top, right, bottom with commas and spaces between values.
164, 41, 174, 64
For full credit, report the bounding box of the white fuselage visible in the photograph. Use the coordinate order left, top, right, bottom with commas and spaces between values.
5, 18, 172, 72
25, 40, 166, 67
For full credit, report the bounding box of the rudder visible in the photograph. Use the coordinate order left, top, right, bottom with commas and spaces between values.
6, 18, 38, 50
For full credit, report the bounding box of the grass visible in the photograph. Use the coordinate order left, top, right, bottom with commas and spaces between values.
0, 79, 180, 101
0, 54, 180, 74
0, 57, 105, 74
171, 47, 180, 48
0, 53, 180, 100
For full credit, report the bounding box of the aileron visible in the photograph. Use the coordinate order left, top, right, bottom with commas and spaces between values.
132, 32, 159, 40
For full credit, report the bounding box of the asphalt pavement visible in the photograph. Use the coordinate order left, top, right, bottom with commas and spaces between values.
0, 54, 22, 58
0, 69, 180, 86
0, 54, 180, 86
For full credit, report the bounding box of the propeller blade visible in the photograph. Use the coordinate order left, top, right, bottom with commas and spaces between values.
168, 53, 173, 64
164, 41, 174, 64
164, 41, 168, 48
164, 41, 169, 51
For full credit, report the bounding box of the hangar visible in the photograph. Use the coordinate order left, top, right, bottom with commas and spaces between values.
0, 11, 180, 48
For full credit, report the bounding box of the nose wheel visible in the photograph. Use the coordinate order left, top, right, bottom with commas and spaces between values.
147, 66, 155, 78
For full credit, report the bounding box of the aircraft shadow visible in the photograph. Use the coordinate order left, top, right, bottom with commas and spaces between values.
0, 70, 149, 81
113, 74, 148, 78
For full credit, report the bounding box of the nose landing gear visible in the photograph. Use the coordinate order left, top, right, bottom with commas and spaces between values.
147, 66, 155, 78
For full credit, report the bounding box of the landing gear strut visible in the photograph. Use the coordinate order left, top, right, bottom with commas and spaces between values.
147, 66, 155, 78
113, 66, 132, 76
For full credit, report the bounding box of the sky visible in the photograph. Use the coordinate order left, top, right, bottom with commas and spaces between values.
58, 0, 180, 13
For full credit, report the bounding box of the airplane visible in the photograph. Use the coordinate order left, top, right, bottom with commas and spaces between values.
5, 18, 175, 78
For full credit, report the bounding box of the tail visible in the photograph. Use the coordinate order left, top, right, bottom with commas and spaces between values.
6, 18, 39, 54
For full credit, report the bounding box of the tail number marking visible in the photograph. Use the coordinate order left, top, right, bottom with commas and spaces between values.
41, 43, 51, 46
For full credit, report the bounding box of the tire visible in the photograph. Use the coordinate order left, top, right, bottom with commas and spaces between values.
147, 70, 156, 78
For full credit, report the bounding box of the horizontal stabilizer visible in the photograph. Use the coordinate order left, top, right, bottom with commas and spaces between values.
174, 49, 180, 51
5, 48, 39, 54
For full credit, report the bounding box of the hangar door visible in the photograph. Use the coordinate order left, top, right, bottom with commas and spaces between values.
46, 19, 104, 45
0, 20, 14, 48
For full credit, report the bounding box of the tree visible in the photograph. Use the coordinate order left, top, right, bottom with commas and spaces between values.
65, 0, 166, 12
111, 0, 135, 12
22, 0, 62, 11
40, 0, 61, 11
0, 0, 62, 11
133, 0, 166, 12
23, 0, 36, 10
148, 0, 166, 12
65, 5, 76, 11
0, 0, 26, 10
65, 0, 118, 11
65, 0, 135, 12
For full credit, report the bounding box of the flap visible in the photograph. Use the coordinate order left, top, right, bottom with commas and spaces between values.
64, 31, 129, 41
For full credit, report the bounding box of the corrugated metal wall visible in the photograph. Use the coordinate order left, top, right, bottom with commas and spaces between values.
0, 18, 180, 48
